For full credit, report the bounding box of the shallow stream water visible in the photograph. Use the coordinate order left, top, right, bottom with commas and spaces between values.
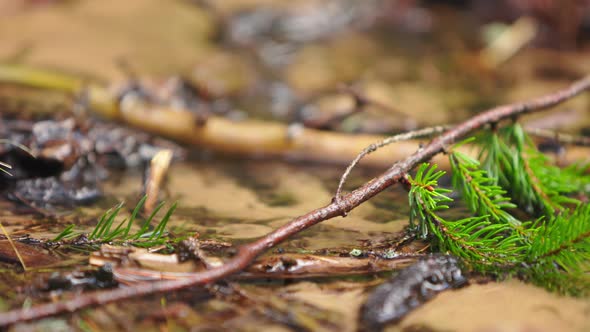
1, 1, 590, 331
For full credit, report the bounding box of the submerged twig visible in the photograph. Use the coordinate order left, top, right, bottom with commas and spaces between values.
110, 254, 419, 281
143, 149, 173, 215
1, 66, 589, 169
239, 253, 418, 279
0, 222, 27, 271
0, 75, 589, 327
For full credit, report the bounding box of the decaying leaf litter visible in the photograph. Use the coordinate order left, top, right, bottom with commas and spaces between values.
1, 1, 590, 331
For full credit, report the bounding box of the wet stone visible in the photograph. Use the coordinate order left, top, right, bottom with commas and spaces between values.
9, 177, 101, 208
359, 255, 468, 331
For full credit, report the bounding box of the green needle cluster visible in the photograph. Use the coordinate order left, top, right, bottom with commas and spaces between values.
52, 196, 177, 250
407, 124, 590, 295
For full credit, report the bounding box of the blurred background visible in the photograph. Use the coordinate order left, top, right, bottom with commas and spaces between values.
1, 0, 589, 134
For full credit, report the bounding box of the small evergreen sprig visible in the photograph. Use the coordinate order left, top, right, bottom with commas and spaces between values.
408, 156, 590, 295
52, 196, 177, 249
480, 124, 588, 215
449, 149, 521, 227
528, 204, 590, 274
408, 163, 526, 269
527, 150, 590, 209
521, 204, 590, 295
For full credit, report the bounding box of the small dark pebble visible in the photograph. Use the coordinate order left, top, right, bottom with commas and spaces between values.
177, 237, 200, 263
44, 264, 118, 292
359, 255, 468, 332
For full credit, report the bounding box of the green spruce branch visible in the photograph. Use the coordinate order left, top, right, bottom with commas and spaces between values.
450, 148, 520, 227
408, 163, 527, 270
407, 124, 590, 295
528, 204, 590, 273
520, 204, 590, 295
480, 123, 586, 215
52, 196, 177, 250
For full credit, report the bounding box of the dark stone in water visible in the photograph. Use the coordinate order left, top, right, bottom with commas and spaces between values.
359, 255, 468, 331
9, 177, 101, 208
45, 264, 118, 292
0, 117, 185, 210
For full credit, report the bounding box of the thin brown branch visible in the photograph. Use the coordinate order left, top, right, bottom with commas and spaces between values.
1, 76, 589, 327
526, 127, 590, 147
334, 125, 450, 205
2, 66, 590, 169
0, 65, 437, 169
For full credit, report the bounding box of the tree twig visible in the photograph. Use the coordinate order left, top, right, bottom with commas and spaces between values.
525, 127, 590, 147
111, 254, 419, 281
334, 124, 590, 203
1, 76, 589, 327
2, 66, 589, 169
334, 125, 451, 207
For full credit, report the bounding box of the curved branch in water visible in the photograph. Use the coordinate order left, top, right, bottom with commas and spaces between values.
0, 65, 588, 169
